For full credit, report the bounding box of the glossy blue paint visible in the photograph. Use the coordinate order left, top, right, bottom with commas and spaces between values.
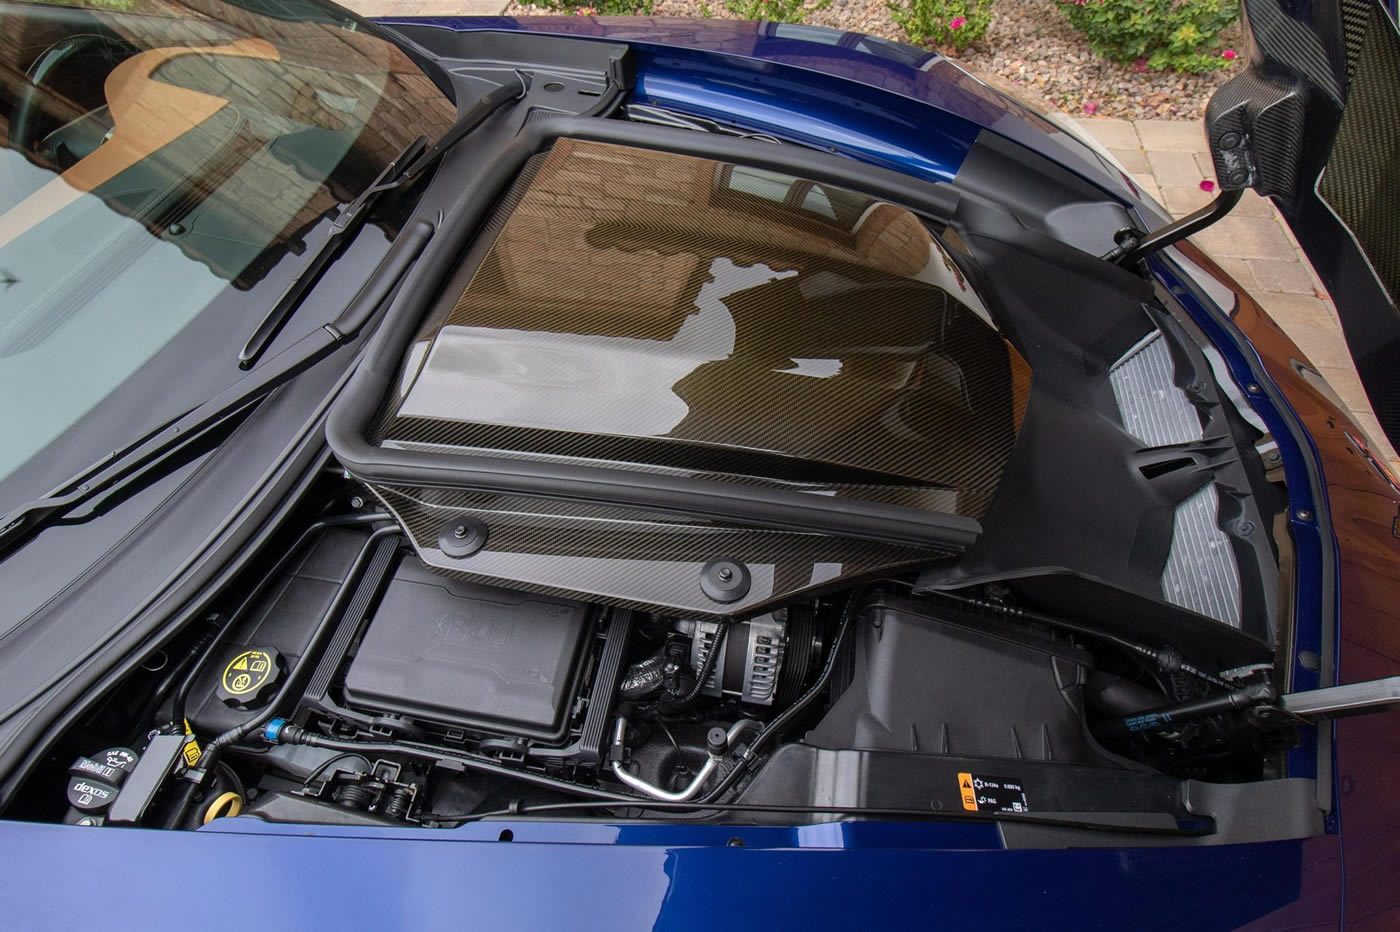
628, 50, 975, 183
377, 16, 1142, 199
0, 17, 1358, 930
200, 810, 1005, 848
2, 817, 1309, 930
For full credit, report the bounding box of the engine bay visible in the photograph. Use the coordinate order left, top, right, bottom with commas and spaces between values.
19, 473, 1300, 837
3, 44, 1325, 842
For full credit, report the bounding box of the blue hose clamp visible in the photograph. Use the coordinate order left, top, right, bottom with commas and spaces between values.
263, 718, 287, 744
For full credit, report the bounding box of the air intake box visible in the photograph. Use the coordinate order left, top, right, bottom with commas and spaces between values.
805, 595, 1098, 763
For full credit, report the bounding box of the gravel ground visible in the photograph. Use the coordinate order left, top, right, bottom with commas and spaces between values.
505, 0, 1241, 120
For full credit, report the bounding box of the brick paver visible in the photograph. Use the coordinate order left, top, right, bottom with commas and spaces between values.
1077, 117, 1398, 471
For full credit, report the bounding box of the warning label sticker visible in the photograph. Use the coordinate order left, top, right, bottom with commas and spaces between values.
222, 650, 273, 696
957, 771, 1030, 814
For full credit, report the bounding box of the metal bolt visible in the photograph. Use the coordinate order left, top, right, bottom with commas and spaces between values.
76, 817, 98, 827
349, 496, 365, 509
166, 222, 185, 236
1296, 508, 1314, 522
1228, 169, 1249, 187
1220, 132, 1242, 149
717, 566, 733, 582
1246, 383, 1262, 394
452, 524, 469, 539
1237, 520, 1256, 536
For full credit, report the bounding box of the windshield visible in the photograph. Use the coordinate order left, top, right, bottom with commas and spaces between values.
0, 0, 454, 482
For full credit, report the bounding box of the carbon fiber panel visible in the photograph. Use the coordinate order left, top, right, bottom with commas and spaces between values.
377, 138, 1027, 522
372, 485, 951, 619
1317, 0, 1400, 309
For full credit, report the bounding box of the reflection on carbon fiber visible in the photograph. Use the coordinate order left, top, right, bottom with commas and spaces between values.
373, 485, 951, 619
377, 138, 1028, 522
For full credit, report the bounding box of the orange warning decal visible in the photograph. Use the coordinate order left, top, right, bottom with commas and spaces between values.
957, 771, 977, 812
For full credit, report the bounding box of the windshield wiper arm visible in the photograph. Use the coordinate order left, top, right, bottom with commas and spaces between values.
237, 134, 427, 370
237, 72, 529, 370
0, 219, 434, 557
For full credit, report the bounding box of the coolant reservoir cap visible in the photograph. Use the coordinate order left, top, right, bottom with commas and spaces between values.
215, 646, 283, 709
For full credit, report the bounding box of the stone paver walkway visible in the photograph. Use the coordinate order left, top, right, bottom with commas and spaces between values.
1077, 117, 1398, 471
340, 0, 1397, 470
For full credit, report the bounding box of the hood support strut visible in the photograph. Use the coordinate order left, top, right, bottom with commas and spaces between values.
1104, 189, 1243, 267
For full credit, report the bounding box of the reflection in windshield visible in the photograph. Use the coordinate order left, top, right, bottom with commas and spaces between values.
0, 0, 454, 481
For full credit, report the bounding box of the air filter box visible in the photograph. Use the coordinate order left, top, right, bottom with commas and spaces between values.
805, 595, 1099, 763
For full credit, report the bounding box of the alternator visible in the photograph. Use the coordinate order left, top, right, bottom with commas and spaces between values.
685, 615, 787, 706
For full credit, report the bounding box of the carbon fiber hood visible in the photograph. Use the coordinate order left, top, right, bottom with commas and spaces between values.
375, 139, 1028, 520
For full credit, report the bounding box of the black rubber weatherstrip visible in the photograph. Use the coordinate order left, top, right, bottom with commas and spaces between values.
325, 117, 984, 552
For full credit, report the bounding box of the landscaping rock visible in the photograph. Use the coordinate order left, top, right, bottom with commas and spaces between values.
503, 0, 1240, 121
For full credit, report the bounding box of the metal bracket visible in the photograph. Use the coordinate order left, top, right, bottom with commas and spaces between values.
1278, 676, 1400, 720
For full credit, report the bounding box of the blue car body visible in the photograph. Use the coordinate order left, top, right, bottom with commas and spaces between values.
5, 8, 1399, 929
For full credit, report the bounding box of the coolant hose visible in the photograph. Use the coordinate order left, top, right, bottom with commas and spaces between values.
609, 717, 758, 802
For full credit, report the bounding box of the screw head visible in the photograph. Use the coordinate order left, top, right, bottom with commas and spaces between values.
167, 222, 186, 236
438, 517, 488, 558
1237, 520, 1256, 536
1220, 132, 1242, 149
349, 496, 365, 509
1246, 383, 1262, 394
1296, 508, 1314, 522
699, 556, 750, 603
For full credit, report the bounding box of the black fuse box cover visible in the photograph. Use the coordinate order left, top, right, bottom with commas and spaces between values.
344, 558, 591, 742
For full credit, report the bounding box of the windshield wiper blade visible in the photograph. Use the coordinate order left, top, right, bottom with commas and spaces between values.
0, 218, 434, 557
237, 72, 529, 370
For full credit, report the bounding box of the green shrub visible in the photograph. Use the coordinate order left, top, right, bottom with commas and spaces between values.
887, 0, 993, 51
1059, 0, 1239, 73
532, 0, 653, 15
724, 0, 831, 24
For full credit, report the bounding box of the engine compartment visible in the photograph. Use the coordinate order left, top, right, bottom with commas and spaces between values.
16, 473, 1301, 837
3, 65, 1320, 842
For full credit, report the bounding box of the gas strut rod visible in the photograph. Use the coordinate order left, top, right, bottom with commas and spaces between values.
1103, 189, 1243, 267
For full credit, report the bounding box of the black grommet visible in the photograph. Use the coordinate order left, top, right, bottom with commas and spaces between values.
438, 517, 488, 558
700, 556, 750, 603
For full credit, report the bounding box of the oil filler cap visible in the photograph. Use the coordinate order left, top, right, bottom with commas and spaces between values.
66, 775, 119, 812
215, 646, 283, 709
699, 556, 750, 604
